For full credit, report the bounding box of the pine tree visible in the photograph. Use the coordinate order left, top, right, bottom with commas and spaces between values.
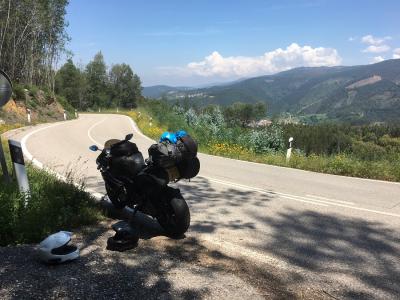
85, 52, 108, 109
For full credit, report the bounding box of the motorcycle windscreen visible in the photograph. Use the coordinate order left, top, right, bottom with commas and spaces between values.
104, 139, 121, 149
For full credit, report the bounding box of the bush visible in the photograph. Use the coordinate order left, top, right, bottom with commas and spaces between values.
241, 125, 285, 154
130, 101, 400, 182
351, 140, 387, 161
0, 167, 103, 245
25, 84, 40, 98
0, 139, 103, 246
26, 99, 38, 109
57, 95, 76, 115
12, 83, 26, 101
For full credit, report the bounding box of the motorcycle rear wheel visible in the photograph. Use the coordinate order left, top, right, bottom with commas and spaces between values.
157, 196, 190, 236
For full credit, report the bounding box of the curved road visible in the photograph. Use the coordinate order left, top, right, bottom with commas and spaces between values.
9, 114, 400, 299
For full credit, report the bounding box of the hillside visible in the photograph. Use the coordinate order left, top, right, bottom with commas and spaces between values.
0, 85, 75, 125
142, 85, 193, 98
147, 59, 400, 123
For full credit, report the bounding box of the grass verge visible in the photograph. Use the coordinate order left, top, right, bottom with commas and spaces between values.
124, 109, 400, 182
0, 126, 103, 246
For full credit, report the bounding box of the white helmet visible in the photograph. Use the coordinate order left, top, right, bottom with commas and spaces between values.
38, 231, 79, 264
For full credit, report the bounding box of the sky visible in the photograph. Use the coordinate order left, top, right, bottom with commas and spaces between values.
65, 0, 400, 87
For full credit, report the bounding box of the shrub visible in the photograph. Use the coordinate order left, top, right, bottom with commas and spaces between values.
57, 95, 76, 115
12, 83, 26, 101
129, 102, 400, 182
25, 84, 40, 98
0, 166, 103, 245
184, 108, 199, 127
243, 125, 285, 154
351, 140, 387, 161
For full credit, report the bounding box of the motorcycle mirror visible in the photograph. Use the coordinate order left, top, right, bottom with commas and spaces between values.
0, 69, 12, 108
125, 133, 133, 141
89, 145, 99, 152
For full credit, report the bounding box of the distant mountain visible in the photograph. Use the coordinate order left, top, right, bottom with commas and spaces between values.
142, 85, 193, 98
142, 78, 248, 99
151, 59, 400, 123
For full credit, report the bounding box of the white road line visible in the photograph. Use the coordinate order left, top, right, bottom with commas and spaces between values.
123, 114, 400, 187
200, 176, 328, 206
202, 176, 400, 218
123, 116, 400, 218
16, 115, 400, 272
21, 122, 66, 169
19, 115, 400, 219
279, 195, 329, 207
87, 117, 107, 146
126, 115, 156, 143
306, 194, 355, 205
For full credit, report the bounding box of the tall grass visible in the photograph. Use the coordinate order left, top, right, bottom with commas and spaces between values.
125, 108, 400, 182
0, 137, 103, 246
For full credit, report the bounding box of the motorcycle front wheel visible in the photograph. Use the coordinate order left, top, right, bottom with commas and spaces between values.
157, 196, 190, 236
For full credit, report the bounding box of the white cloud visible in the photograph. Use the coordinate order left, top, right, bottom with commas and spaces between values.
361, 34, 391, 53
361, 34, 392, 45
348, 37, 356, 42
393, 48, 400, 59
362, 45, 391, 53
183, 43, 342, 77
371, 56, 385, 63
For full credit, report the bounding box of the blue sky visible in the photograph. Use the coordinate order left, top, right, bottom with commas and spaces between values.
66, 0, 400, 86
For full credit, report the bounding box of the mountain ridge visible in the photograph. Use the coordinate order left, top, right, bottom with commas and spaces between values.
144, 59, 400, 123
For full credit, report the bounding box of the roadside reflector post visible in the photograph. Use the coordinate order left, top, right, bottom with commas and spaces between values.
75, 109, 78, 118
0, 135, 10, 182
27, 108, 31, 123
63, 110, 67, 121
286, 137, 294, 163
8, 139, 30, 204
117, 107, 119, 113
98, 108, 101, 113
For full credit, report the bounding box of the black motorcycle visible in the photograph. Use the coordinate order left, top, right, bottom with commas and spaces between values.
89, 133, 200, 236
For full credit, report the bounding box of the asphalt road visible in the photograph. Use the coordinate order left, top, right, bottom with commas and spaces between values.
8, 114, 400, 299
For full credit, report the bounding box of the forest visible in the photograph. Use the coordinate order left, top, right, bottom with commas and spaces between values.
132, 99, 400, 181
0, 0, 142, 111
1, 0, 399, 182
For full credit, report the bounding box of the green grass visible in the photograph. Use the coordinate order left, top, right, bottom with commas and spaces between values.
0, 136, 104, 246
124, 108, 400, 182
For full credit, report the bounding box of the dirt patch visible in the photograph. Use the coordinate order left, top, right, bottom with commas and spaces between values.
0, 219, 333, 299
1, 98, 66, 125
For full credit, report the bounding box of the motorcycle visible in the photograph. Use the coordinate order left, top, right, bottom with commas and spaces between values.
89, 131, 200, 236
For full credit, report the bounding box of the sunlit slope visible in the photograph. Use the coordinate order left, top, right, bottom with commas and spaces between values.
147, 59, 400, 122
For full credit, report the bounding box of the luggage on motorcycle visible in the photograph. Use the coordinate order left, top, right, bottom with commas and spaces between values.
177, 157, 200, 179
176, 135, 198, 159
110, 140, 139, 157
148, 134, 199, 181
148, 134, 198, 166
110, 152, 145, 177
148, 142, 177, 168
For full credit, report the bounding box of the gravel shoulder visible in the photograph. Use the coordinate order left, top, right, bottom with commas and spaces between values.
0, 214, 332, 300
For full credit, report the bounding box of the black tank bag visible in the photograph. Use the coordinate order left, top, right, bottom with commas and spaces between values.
109, 140, 145, 177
